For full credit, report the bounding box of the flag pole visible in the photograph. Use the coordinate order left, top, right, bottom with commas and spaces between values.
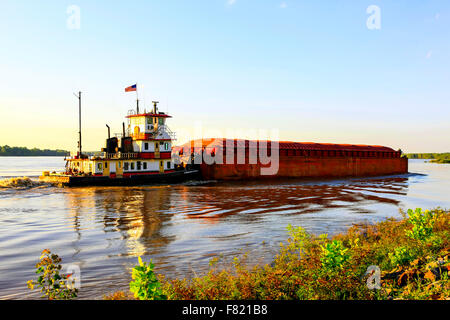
136, 82, 139, 114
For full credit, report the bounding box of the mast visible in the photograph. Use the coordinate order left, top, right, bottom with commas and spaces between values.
74, 91, 82, 157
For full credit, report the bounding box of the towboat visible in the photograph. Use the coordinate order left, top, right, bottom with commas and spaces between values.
40, 98, 200, 187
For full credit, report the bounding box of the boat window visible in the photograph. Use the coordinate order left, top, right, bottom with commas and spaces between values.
143, 162, 147, 170
98, 163, 102, 170
158, 118, 164, 125
164, 142, 169, 150
137, 161, 141, 170
105, 162, 108, 169
144, 142, 149, 150
118, 161, 122, 169
131, 162, 135, 170
124, 162, 129, 171
167, 162, 171, 169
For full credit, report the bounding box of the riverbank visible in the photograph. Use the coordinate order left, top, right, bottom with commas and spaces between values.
106, 208, 449, 300
407, 153, 450, 163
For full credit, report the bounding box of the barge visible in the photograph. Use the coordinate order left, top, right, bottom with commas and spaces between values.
174, 138, 408, 180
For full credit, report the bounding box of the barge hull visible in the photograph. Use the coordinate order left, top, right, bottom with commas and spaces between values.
177, 139, 409, 180
199, 156, 408, 180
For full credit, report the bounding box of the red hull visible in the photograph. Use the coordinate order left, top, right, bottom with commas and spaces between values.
199, 156, 408, 180
176, 139, 409, 180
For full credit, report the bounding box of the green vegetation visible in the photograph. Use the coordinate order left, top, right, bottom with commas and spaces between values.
430, 159, 450, 164
406, 153, 450, 164
129, 257, 166, 300
27, 249, 78, 300
102, 208, 449, 300
0, 145, 68, 156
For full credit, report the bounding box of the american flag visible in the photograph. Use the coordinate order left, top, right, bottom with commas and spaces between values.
125, 84, 137, 92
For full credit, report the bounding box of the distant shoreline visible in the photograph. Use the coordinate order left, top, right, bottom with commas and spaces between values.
0, 145, 68, 157
406, 153, 450, 164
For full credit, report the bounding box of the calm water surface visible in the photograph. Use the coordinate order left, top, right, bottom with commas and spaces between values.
0, 157, 449, 299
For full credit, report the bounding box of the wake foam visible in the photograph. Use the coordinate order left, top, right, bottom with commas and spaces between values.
0, 177, 47, 189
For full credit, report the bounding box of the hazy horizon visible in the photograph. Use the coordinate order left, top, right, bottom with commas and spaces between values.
1, 1, 449, 153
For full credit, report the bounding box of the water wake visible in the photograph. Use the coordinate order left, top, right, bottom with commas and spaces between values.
0, 177, 47, 189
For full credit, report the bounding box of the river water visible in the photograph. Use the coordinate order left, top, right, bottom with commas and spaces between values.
0, 157, 449, 299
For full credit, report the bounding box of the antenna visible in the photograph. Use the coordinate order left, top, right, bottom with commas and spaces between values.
73, 91, 82, 156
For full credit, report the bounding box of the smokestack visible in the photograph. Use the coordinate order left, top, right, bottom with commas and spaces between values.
106, 124, 110, 139
152, 101, 159, 114
122, 122, 126, 137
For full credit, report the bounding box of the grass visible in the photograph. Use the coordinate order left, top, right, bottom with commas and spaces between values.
105, 208, 449, 300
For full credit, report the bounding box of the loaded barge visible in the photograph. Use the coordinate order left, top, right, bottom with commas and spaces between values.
175, 139, 408, 180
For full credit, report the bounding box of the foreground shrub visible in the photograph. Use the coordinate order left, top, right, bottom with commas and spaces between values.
320, 240, 350, 273
406, 208, 435, 241
27, 249, 78, 300
388, 246, 416, 267
130, 257, 166, 300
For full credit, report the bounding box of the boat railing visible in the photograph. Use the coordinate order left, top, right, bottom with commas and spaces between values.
103, 152, 138, 159
157, 125, 177, 141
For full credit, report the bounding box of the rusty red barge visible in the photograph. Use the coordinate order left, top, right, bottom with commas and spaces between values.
174, 139, 408, 180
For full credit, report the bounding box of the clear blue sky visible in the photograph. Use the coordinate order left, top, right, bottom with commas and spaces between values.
0, 0, 448, 152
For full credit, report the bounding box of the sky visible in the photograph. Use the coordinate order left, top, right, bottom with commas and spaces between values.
0, 0, 449, 153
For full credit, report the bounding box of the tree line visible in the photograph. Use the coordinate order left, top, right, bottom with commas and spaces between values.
0, 145, 68, 156
406, 153, 450, 160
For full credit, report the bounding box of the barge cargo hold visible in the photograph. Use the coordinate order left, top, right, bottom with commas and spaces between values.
175, 139, 408, 180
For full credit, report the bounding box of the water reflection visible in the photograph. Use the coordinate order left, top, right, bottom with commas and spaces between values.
64, 187, 176, 258
177, 176, 409, 221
